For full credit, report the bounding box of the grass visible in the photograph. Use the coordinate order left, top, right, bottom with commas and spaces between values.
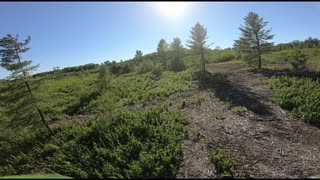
213, 112, 225, 120
0, 65, 197, 178
232, 106, 247, 114
193, 95, 205, 106
0, 106, 187, 178
213, 59, 246, 65
0, 173, 72, 179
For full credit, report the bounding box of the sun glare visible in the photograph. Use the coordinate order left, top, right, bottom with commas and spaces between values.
154, 2, 189, 20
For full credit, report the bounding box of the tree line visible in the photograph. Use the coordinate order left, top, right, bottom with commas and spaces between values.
276, 37, 320, 50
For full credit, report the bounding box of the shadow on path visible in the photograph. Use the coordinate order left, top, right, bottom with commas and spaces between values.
197, 71, 274, 116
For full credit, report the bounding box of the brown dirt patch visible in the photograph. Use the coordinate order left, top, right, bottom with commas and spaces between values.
176, 62, 320, 178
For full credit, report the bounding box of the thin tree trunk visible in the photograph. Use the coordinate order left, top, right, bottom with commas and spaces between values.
177, 48, 180, 61
14, 46, 55, 136
255, 34, 262, 69
24, 80, 55, 136
201, 47, 205, 72
258, 55, 262, 69
163, 54, 166, 69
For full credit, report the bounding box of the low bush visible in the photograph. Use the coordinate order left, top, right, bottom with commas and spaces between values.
268, 75, 320, 126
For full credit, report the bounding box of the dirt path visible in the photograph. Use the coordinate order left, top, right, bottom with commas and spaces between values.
177, 63, 320, 178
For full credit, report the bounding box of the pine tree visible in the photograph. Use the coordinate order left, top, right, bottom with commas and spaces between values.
170, 37, 184, 72
134, 50, 143, 65
186, 22, 209, 72
234, 12, 274, 69
98, 63, 108, 93
157, 39, 169, 69
0, 34, 55, 136
170, 37, 183, 60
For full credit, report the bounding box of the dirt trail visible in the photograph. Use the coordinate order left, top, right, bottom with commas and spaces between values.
177, 63, 320, 178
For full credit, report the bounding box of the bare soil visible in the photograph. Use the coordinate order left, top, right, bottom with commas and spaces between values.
176, 63, 320, 179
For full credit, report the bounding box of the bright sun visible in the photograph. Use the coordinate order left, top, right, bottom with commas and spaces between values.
154, 2, 189, 19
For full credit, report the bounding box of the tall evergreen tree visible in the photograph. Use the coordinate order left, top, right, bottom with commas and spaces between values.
170, 37, 184, 72
157, 39, 169, 69
98, 63, 109, 93
234, 12, 274, 69
170, 37, 183, 60
0, 34, 55, 136
186, 22, 209, 72
134, 50, 143, 65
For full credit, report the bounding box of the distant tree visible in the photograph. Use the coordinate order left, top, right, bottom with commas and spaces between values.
170, 37, 185, 72
120, 63, 131, 74
134, 50, 143, 65
304, 37, 319, 48
234, 12, 274, 69
170, 37, 183, 60
110, 61, 120, 74
104, 60, 111, 66
282, 49, 307, 72
138, 59, 154, 74
53, 66, 60, 71
151, 63, 163, 78
170, 55, 185, 72
214, 46, 222, 50
98, 63, 109, 93
0, 34, 55, 136
186, 22, 210, 72
291, 40, 302, 49
157, 39, 169, 69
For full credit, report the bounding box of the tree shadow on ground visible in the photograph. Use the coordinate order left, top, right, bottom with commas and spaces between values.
64, 90, 101, 116
197, 71, 274, 116
249, 68, 320, 80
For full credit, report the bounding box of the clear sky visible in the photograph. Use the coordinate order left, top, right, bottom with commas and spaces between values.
0, 1, 320, 78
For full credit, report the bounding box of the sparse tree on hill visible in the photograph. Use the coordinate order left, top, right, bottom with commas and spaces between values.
0, 34, 55, 136
134, 50, 143, 64
157, 39, 169, 69
98, 63, 109, 93
170, 37, 183, 60
186, 22, 210, 72
170, 37, 184, 71
234, 12, 274, 69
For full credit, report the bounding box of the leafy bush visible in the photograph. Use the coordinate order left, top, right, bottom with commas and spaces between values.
50, 106, 186, 178
0, 106, 187, 179
268, 75, 320, 126
42, 144, 60, 157
232, 106, 247, 114
193, 95, 205, 106
170, 56, 185, 72
151, 63, 163, 78
138, 60, 154, 74
209, 148, 234, 178
281, 49, 307, 71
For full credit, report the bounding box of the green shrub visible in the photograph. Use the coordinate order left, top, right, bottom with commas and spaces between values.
193, 95, 205, 106
210, 148, 234, 178
283, 49, 308, 71
42, 144, 60, 157
268, 76, 320, 126
47, 106, 186, 179
232, 106, 247, 114
138, 60, 154, 74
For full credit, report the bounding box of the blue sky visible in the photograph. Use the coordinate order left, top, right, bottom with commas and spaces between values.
0, 2, 320, 78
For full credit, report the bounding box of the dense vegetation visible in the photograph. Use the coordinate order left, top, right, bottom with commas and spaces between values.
268, 76, 320, 126
0, 106, 187, 178
1, 11, 320, 178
